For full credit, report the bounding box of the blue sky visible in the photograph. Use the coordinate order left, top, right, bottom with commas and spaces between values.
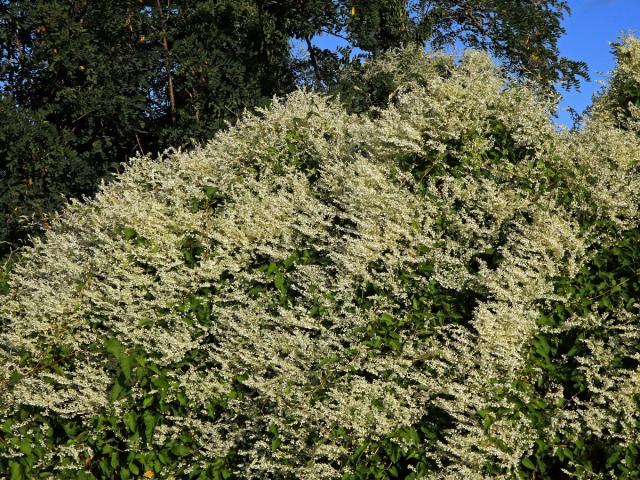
312, 0, 640, 126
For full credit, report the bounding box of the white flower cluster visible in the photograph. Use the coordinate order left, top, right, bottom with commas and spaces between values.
2, 43, 640, 478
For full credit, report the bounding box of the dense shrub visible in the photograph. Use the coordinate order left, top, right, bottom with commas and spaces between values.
1, 43, 640, 479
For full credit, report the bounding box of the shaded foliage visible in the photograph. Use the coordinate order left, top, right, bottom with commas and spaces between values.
0, 0, 295, 256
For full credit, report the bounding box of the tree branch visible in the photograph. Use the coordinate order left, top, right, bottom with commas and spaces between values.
305, 36, 323, 86
155, 0, 176, 125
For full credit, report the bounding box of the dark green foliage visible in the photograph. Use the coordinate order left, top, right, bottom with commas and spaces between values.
512, 228, 640, 479
0, 98, 84, 253
329, 0, 588, 91
0, 0, 295, 257
346, 0, 412, 55
147, 0, 295, 148
0, 0, 154, 255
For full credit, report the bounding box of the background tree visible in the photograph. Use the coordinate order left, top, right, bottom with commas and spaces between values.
143, 0, 297, 147
0, 0, 296, 256
409, 0, 588, 90
0, 0, 152, 255
303, 0, 588, 91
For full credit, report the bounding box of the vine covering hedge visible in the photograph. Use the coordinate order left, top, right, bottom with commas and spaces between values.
1, 39, 640, 479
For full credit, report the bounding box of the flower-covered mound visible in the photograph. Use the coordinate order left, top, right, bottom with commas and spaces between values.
2, 44, 640, 479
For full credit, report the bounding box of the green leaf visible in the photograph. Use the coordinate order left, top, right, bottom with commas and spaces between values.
123, 411, 137, 433
269, 423, 281, 452
143, 411, 157, 444
122, 227, 138, 241
607, 449, 622, 468
111, 379, 124, 401
521, 458, 535, 470
171, 444, 191, 457
1, 419, 14, 433
18, 437, 32, 456
120, 355, 134, 382
271, 436, 282, 452
129, 462, 140, 475
105, 338, 123, 359
274, 272, 286, 294
9, 461, 23, 480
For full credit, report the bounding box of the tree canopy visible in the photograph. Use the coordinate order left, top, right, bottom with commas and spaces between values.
331, 0, 588, 90
0, 0, 295, 255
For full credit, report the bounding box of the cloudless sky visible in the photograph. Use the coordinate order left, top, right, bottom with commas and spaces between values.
312, 0, 640, 127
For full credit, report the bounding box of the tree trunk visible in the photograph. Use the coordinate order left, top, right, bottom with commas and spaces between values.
155, 0, 176, 125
